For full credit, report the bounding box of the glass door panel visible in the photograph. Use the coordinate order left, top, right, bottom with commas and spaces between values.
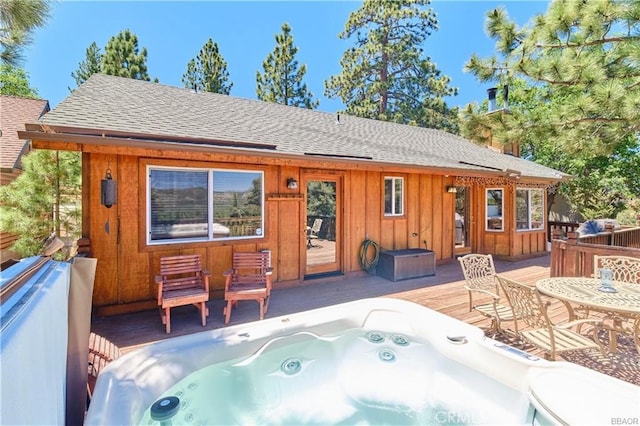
455, 186, 472, 253
305, 177, 340, 276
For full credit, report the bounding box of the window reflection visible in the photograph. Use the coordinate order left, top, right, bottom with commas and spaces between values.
516, 188, 544, 230
486, 189, 503, 231
384, 177, 404, 216
148, 167, 263, 243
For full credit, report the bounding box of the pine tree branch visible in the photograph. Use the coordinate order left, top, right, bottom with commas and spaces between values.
562, 116, 640, 130
533, 35, 640, 49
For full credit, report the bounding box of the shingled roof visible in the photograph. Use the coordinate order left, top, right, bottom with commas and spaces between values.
32, 74, 565, 181
1, 96, 49, 170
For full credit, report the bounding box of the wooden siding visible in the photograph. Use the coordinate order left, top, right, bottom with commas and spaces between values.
1, 232, 18, 251
474, 184, 547, 259
50, 145, 550, 315
0, 169, 21, 186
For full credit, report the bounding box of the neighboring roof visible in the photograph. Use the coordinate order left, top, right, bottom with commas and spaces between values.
29, 74, 566, 181
1, 96, 50, 170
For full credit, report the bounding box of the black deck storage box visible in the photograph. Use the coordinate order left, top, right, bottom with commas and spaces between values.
377, 249, 436, 281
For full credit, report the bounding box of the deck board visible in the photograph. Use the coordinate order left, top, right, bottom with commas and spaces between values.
91, 254, 639, 385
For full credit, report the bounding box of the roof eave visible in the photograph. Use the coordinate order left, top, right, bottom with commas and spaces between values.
19, 125, 562, 183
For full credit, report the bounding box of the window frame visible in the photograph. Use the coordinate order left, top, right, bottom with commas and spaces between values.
485, 188, 504, 231
384, 176, 404, 217
146, 165, 265, 245
515, 188, 545, 231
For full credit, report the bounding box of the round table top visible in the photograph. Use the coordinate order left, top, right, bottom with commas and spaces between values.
536, 277, 640, 316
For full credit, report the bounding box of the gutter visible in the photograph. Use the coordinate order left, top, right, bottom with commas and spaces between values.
19, 126, 563, 183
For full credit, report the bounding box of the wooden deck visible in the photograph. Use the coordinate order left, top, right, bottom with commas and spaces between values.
90, 254, 639, 386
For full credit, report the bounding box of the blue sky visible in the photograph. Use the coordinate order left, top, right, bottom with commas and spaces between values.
24, 1, 549, 112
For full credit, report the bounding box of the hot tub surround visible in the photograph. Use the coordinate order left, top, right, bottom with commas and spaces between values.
85, 298, 640, 425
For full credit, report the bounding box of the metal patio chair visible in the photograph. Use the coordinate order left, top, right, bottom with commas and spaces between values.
497, 275, 605, 360
594, 255, 640, 284
458, 253, 517, 336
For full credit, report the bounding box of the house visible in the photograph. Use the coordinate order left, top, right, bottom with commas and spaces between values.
19, 74, 567, 315
1, 96, 50, 262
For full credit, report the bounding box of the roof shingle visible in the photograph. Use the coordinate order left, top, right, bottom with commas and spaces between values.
1, 96, 49, 169
36, 74, 564, 180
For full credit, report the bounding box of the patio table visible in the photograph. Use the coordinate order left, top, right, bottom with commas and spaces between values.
536, 277, 640, 353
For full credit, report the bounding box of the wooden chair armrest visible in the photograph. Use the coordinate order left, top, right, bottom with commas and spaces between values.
222, 269, 233, 291
201, 270, 211, 277
265, 268, 273, 276
155, 275, 163, 284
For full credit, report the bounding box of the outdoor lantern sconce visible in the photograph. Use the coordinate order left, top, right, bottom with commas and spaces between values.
446, 186, 457, 193
101, 167, 117, 208
504, 168, 521, 178
287, 178, 298, 189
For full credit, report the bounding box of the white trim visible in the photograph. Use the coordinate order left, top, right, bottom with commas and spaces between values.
384, 176, 404, 216
516, 188, 545, 232
485, 188, 504, 232
146, 165, 264, 245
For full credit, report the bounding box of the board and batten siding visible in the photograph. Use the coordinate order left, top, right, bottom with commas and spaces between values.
82, 151, 459, 315
475, 184, 547, 258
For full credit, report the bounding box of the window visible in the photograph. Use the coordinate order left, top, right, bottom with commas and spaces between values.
384, 177, 404, 216
486, 188, 503, 231
516, 188, 544, 231
147, 166, 263, 244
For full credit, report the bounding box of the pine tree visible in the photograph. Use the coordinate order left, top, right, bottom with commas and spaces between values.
256, 23, 318, 109
0, 64, 38, 97
182, 38, 233, 94
70, 42, 103, 88
325, 0, 458, 132
464, 1, 640, 155
102, 29, 152, 81
0, 0, 50, 66
0, 150, 82, 258
463, 1, 640, 220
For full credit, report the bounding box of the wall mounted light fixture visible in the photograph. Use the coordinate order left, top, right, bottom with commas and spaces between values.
446, 186, 457, 193
287, 178, 298, 189
504, 169, 521, 178
101, 167, 117, 208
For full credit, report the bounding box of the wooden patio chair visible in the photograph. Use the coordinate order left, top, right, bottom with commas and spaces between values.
496, 275, 605, 360
458, 253, 517, 336
223, 252, 273, 325
307, 218, 323, 248
155, 254, 210, 333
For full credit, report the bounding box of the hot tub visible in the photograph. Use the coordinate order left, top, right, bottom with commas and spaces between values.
85, 298, 639, 425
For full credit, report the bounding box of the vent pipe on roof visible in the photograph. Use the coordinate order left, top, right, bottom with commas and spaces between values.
487, 87, 497, 112
503, 84, 509, 110
336, 113, 340, 124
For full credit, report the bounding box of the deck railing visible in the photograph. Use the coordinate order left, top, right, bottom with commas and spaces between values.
547, 221, 580, 241
578, 225, 640, 248
550, 229, 640, 277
